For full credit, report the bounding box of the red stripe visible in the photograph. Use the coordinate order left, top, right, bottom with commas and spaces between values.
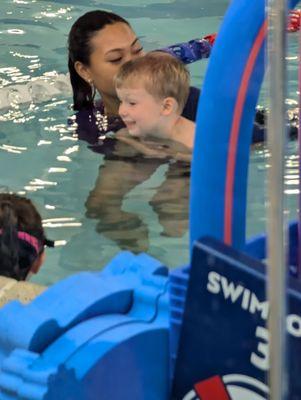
224, 21, 268, 245
194, 375, 230, 399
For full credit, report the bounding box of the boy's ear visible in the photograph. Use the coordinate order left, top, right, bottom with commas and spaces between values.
161, 97, 178, 115
74, 61, 92, 85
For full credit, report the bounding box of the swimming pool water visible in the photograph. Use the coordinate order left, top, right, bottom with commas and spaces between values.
0, 0, 299, 285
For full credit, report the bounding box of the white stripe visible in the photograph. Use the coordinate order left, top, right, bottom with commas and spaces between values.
222, 374, 269, 394
182, 390, 197, 400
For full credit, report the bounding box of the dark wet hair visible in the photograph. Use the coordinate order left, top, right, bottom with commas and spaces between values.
68, 10, 130, 111
0, 194, 46, 280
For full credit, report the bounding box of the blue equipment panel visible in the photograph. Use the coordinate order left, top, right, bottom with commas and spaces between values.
172, 237, 301, 399
0, 252, 170, 400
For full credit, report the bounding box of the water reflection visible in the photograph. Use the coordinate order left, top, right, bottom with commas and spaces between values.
85, 141, 190, 253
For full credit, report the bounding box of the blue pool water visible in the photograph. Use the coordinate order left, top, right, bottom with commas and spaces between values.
0, 0, 299, 285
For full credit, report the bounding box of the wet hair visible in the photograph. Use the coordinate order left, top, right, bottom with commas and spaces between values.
115, 52, 190, 114
68, 10, 130, 111
0, 194, 46, 280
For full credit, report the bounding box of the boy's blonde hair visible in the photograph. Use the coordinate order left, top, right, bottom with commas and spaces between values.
115, 52, 190, 113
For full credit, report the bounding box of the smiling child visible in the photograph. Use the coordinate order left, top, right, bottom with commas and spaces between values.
115, 52, 195, 156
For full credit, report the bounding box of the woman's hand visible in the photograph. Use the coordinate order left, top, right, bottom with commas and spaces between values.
115, 129, 192, 161
173, 152, 192, 162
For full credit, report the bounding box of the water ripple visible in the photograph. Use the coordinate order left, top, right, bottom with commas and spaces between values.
0, 18, 57, 30
38, 0, 229, 18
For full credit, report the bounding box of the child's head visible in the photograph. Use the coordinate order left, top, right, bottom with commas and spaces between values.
115, 52, 190, 137
0, 194, 51, 280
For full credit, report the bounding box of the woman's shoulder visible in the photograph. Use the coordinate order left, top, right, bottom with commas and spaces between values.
182, 86, 200, 122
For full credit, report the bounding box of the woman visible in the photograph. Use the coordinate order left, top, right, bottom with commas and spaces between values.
67, 10, 210, 143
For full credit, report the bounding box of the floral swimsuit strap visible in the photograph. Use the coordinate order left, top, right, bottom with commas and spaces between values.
159, 34, 217, 64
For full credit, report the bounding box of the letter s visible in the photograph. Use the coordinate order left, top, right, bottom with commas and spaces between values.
207, 271, 221, 294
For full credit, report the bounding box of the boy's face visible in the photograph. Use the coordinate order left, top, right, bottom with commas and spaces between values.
117, 84, 163, 137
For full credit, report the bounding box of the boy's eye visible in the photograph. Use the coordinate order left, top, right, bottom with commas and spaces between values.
129, 102, 136, 106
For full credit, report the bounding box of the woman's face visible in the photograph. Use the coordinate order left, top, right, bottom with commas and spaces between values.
87, 22, 144, 99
